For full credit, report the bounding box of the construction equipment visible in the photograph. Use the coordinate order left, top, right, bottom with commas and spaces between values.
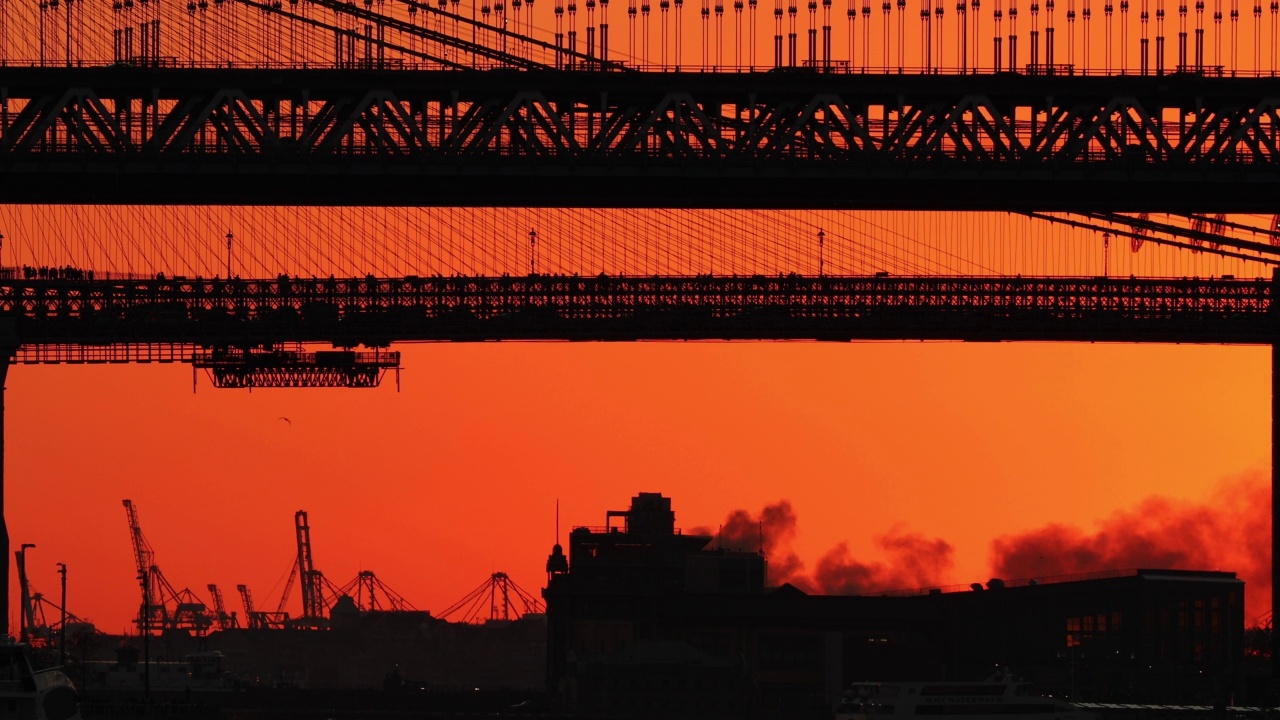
290, 511, 336, 629
16, 551, 84, 648
15, 544, 35, 643
237, 584, 289, 630
207, 584, 239, 630
438, 572, 544, 624
123, 500, 213, 634
333, 571, 416, 612
269, 511, 336, 629
237, 584, 259, 629
20, 594, 87, 648
296, 511, 324, 625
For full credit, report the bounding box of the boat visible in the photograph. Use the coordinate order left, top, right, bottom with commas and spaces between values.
0, 643, 81, 720
835, 677, 1098, 720
81, 649, 235, 694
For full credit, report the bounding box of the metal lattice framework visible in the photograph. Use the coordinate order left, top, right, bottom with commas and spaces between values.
192, 347, 400, 387
0, 273, 1277, 354
438, 572, 544, 623
122, 499, 214, 634
2, 69, 1280, 210
333, 570, 417, 612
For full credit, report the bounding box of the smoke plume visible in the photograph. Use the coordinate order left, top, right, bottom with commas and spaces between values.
814, 532, 955, 595
696, 504, 954, 594
694, 500, 806, 584
989, 472, 1270, 620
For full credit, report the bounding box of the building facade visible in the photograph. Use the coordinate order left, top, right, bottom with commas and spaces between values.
543, 493, 1245, 718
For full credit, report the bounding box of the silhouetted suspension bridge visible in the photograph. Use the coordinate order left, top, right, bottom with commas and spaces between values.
2, 69, 1280, 209
2, 273, 1275, 350
3, 0, 1280, 661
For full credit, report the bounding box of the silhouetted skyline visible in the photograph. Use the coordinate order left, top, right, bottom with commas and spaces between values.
6, 342, 1266, 633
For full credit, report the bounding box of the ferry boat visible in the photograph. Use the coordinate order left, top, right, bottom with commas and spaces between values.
835, 679, 1098, 720
0, 643, 81, 720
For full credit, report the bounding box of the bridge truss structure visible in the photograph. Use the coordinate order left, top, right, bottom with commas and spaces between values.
7, 270, 1278, 648
1, 273, 1275, 353
1, 69, 1280, 210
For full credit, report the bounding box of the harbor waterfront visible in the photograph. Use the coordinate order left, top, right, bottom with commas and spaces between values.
6, 492, 1264, 719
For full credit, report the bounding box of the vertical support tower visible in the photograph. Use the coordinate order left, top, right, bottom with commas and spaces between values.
0, 321, 16, 641
1273, 331, 1279, 676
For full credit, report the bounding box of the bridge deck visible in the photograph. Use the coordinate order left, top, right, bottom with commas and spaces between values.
3, 274, 1275, 355
3, 68, 1280, 209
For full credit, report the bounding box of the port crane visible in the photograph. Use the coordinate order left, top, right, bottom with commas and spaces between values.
245, 511, 419, 631
17, 592, 80, 648
15, 544, 36, 643
236, 584, 260, 629
438, 572, 544, 624
236, 584, 289, 630
207, 584, 239, 630
275, 510, 338, 629
333, 571, 416, 612
15, 548, 85, 648
295, 510, 326, 628
123, 499, 213, 634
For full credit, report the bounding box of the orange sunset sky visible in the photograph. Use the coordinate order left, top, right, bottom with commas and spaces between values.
0, 0, 1274, 627
4, 340, 1271, 634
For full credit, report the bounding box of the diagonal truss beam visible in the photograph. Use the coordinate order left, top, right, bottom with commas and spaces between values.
2, 70, 1279, 209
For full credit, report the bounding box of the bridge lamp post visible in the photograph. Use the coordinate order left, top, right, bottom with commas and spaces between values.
1103, 231, 1110, 276
529, 229, 538, 275
38, 0, 47, 67
226, 231, 233, 279
817, 229, 825, 276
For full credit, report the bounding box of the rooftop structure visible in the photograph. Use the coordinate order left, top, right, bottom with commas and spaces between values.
544, 493, 1247, 719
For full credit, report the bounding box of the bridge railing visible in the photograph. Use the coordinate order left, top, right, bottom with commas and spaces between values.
0, 275, 1272, 346
0, 274, 1271, 317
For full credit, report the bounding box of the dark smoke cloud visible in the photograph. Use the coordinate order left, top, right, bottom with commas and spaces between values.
989, 472, 1270, 620
693, 500, 806, 585
696, 504, 953, 594
814, 532, 955, 595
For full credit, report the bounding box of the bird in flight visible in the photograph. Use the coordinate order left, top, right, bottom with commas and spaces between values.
279, 416, 292, 426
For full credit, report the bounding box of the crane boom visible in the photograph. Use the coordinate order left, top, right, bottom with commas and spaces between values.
121, 499, 212, 634
237, 584, 255, 618
241, 583, 291, 630
295, 511, 329, 627
207, 584, 236, 630
276, 563, 298, 616
122, 500, 153, 579
296, 511, 318, 620
15, 549, 34, 642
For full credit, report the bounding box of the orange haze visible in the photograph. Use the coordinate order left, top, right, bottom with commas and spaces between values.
5, 341, 1270, 633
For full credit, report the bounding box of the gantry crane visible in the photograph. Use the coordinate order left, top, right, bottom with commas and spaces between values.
437, 572, 544, 624
295, 511, 327, 627
333, 570, 416, 612
15, 544, 36, 643
237, 585, 258, 629
206, 584, 238, 630
123, 500, 213, 634
254, 511, 335, 630
238, 583, 289, 630
275, 511, 335, 630
27, 593, 84, 648
15, 549, 82, 647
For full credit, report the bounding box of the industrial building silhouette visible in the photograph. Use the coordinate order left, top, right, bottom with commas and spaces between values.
544, 493, 1245, 719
